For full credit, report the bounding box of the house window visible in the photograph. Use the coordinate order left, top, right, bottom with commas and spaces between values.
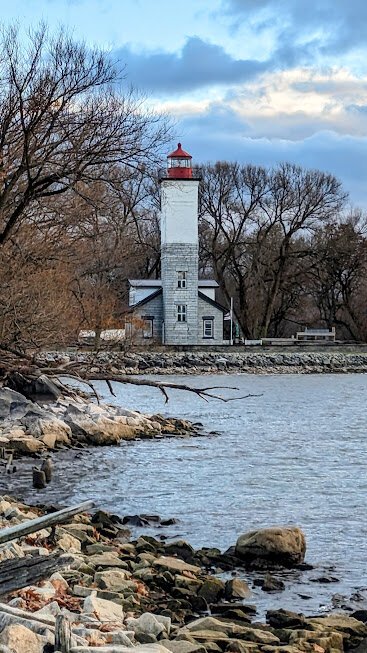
203, 317, 214, 339
143, 316, 154, 338
177, 304, 187, 322
177, 271, 187, 288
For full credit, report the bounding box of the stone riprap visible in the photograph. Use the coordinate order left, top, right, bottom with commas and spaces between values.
0, 387, 201, 456
37, 350, 367, 375
0, 496, 366, 652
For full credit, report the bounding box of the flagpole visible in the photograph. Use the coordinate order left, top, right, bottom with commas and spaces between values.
230, 297, 233, 346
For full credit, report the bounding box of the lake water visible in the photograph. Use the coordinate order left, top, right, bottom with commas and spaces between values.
4, 373, 367, 616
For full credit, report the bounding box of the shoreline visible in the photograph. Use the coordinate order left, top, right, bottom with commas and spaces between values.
0, 495, 366, 652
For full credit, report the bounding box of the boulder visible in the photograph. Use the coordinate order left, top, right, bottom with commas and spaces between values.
0, 388, 41, 420
38, 417, 72, 446
224, 578, 251, 599
56, 532, 81, 554
9, 437, 45, 455
198, 577, 225, 603
0, 624, 44, 653
94, 569, 133, 592
235, 526, 306, 566
126, 612, 171, 638
83, 591, 124, 623
154, 556, 201, 575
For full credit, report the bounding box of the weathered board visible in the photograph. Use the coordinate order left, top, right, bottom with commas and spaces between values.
0, 553, 74, 595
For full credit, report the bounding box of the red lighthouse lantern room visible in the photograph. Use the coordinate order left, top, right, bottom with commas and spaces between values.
167, 143, 193, 179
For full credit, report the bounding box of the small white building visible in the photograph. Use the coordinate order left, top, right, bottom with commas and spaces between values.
127, 143, 226, 345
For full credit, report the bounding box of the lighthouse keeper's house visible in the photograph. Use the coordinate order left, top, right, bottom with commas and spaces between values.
127, 144, 226, 345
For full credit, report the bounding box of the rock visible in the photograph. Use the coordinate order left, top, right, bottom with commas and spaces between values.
175, 575, 203, 592
198, 577, 225, 603
88, 552, 129, 569
83, 590, 124, 623
64, 408, 138, 444
266, 609, 306, 629
310, 614, 367, 638
0, 624, 44, 653
163, 641, 206, 653
352, 611, 367, 623
10, 437, 45, 454
164, 540, 195, 561
94, 569, 133, 592
0, 388, 40, 420
154, 556, 201, 575
235, 526, 306, 566
56, 532, 81, 554
224, 578, 251, 599
126, 612, 171, 638
261, 573, 285, 592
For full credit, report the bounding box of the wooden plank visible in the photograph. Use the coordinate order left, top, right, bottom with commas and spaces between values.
0, 601, 56, 626
0, 500, 94, 545
55, 614, 72, 653
0, 554, 74, 595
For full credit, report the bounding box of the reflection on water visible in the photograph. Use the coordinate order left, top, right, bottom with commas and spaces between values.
3, 373, 367, 615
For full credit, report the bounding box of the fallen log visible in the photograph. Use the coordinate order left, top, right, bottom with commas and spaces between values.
70, 640, 136, 653
0, 500, 94, 545
0, 553, 74, 595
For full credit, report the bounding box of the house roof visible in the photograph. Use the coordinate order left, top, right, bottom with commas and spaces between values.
128, 288, 162, 310
198, 291, 227, 313
129, 279, 219, 288
129, 279, 161, 287
129, 287, 227, 314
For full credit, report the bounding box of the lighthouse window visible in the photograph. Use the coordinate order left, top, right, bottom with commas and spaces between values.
177, 271, 187, 288
177, 304, 187, 322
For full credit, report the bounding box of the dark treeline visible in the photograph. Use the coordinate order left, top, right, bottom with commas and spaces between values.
0, 25, 366, 350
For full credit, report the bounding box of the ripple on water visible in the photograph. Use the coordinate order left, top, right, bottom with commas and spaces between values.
3, 373, 367, 616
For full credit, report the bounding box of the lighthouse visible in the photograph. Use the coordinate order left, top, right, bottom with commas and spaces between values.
160, 144, 200, 345
128, 143, 226, 345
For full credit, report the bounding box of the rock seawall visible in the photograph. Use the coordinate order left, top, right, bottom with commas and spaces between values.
38, 350, 367, 375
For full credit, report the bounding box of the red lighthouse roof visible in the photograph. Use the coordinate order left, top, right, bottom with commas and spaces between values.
167, 143, 192, 159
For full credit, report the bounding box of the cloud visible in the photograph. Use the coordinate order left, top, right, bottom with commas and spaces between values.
173, 102, 367, 206
113, 37, 269, 94
224, 0, 367, 66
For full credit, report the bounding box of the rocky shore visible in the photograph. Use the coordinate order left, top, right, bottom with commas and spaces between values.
0, 386, 202, 458
37, 350, 367, 375
0, 496, 365, 652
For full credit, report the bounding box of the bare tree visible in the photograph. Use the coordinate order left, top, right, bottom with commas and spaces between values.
0, 23, 170, 249
200, 161, 347, 338
306, 215, 367, 340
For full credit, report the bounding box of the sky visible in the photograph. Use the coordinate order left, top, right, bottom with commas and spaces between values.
2, 0, 367, 206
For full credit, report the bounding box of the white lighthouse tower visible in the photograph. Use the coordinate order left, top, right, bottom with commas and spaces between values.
160, 143, 200, 345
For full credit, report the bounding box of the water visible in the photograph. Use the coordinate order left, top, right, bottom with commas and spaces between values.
4, 373, 367, 615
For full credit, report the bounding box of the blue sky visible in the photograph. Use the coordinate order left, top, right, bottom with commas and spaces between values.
3, 0, 367, 206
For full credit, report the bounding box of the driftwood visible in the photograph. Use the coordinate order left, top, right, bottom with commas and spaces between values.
41, 457, 53, 483
70, 640, 137, 653
5, 452, 13, 473
55, 613, 72, 653
0, 554, 74, 595
1, 349, 258, 404
0, 600, 56, 626
0, 500, 94, 545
